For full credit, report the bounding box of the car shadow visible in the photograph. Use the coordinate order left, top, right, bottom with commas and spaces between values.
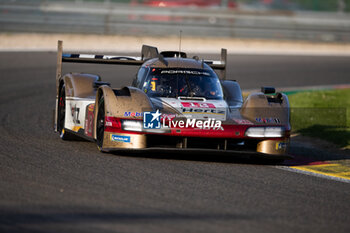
109, 149, 287, 166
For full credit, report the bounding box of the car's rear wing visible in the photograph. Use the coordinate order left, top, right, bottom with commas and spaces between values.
56, 40, 227, 86
203, 48, 226, 80
56, 40, 144, 86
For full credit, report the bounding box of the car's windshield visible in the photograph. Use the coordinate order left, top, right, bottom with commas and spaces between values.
142, 68, 223, 100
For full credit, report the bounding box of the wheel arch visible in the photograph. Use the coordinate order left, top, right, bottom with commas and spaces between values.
93, 86, 154, 144
55, 73, 100, 132
241, 92, 291, 128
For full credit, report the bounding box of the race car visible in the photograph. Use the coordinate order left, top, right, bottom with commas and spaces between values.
54, 41, 291, 159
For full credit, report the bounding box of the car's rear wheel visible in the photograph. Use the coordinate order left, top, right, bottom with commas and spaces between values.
96, 95, 105, 150
57, 84, 72, 140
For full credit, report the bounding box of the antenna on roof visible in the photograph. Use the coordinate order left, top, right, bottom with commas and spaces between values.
179, 30, 182, 55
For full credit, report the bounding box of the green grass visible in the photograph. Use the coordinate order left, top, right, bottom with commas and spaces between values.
287, 89, 350, 149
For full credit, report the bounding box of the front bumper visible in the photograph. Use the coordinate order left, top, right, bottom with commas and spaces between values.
102, 131, 290, 156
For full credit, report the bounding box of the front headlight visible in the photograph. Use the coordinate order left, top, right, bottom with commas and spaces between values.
121, 120, 143, 132
245, 127, 284, 138
121, 120, 170, 133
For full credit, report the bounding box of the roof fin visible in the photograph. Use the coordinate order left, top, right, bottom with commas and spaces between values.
158, 54, 168, 66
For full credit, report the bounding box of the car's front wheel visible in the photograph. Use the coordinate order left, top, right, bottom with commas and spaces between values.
96, 95, 105, 151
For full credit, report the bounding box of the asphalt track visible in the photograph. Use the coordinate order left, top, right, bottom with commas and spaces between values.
0, 52, 350, 233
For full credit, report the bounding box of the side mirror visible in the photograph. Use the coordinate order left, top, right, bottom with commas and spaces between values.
132, 76, 137, 87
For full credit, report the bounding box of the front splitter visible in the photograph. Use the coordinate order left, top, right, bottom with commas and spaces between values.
101, 147, 293, 160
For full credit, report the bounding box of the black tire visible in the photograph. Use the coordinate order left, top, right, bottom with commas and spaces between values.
57, 84, 73, 140
96, 95, 105, 150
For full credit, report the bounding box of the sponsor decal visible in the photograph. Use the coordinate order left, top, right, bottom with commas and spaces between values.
160, 70, 210, 76
181, 102, 216, 108
111, 135, 131, 143
256, 117, 281, 124
143, 110, 162, 129
276, 142, 287, 150
124, 111, 142, 117
234, 119, 253, 125
70, 105, 80, 124
182, 108, 225, 115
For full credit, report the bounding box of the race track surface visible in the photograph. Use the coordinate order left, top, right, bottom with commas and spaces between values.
0, 52, 349, 233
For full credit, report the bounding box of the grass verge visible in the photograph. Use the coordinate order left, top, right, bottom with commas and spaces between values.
287, 89, 350, 149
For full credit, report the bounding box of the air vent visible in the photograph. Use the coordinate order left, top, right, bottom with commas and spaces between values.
160, 51, 187, 58
94, 81, 110, 88
261, 86, 275, 94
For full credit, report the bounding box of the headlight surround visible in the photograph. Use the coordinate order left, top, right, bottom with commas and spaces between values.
121, 120, 143, 132
245, 127, 284, 138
